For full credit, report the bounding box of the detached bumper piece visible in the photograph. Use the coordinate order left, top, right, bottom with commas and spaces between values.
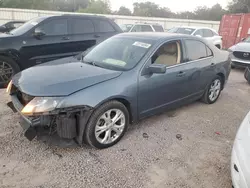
8, 94, 93, 147
244, 67, 250, 84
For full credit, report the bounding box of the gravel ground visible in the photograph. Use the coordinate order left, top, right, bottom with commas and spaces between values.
1, 69, 250, 188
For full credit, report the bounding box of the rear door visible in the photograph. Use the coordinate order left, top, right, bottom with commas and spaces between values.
68, 18, 96, 55
19, 18, 73, 68
183, 39, 215, 92
92, 19, 119, 44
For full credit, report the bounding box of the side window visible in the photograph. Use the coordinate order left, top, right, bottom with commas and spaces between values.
141, 25, 153, 32
72, 19, 94, 34
152, 41, 181, 67
206, 46, 213, 57
131, 25, 141, 32
38, 19, 68, 36
194, 29, 203, 37
185, 40, 207, 61
93, 20, 115, 32
203, 29, 214, 37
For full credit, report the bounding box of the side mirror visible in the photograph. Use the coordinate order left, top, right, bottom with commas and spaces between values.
33, 28, 45, 39
148, 64, 166, 74
195, 34, 202, 38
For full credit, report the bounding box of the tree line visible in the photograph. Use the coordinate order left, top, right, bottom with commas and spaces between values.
0, 0, 249, 21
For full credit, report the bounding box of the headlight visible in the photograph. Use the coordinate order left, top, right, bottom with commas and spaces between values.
21, 97, 63, 116
6, 80, 12, 93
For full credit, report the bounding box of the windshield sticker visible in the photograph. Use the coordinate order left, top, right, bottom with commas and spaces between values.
30, 22, 38, 26
133, 42, 151, 49
103, 59, 126, 66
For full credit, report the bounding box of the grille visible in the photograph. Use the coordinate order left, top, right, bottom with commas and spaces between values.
233, 51, 250, 60
12, 85, 34, 106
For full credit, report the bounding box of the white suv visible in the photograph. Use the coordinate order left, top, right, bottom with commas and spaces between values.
168, 26, 222, 49
120, 23, 164, 32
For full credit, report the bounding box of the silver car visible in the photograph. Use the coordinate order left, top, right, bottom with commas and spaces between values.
229, 37, 250, 68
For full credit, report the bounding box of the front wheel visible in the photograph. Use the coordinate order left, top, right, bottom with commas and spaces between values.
202, 76, 222, 104
0, 56, 20, 88
84, 101, 129, 149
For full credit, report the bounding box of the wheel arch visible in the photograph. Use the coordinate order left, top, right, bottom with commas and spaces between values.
217, 72, 225, 89
95, 97, 134, 124
0, 50, 22, 69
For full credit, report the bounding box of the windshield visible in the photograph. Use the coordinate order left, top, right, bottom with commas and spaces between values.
153, 25, 164, 32
10, 17, 47, 35
244, 37, 250, 42
168, 27, 195, 35
83, 37, 154, 71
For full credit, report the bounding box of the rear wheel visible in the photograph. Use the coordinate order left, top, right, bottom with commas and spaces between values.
202, 76, 222, 104
84, 101, 129, 149
0, 56, 20, 88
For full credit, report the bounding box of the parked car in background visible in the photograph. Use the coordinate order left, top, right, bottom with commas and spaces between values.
7, 33, 231, 149
228, 37, 250, 68
231, 110, 250, 188
123, 23, 164, 32
0, 21, 25, 33
0, 14, 122, 87
168, 26, 222, 49
119, 24, 133, 32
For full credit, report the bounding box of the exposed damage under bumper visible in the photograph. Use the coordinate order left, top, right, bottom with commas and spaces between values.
7, 94, 93, 147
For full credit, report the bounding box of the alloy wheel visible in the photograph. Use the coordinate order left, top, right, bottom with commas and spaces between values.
209, 79, 221, 102
0, 61, 13, 83
95, 109, 126, 144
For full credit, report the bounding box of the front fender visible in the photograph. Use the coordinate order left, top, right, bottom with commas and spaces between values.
57, 75, 138, 121
0, 49, 22, 67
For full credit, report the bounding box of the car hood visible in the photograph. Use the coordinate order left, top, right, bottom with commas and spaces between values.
12, 59, 122, 96
231, 42, 250, 52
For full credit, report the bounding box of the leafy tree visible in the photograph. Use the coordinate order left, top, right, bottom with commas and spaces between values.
228, 0, 250, 13
0, 0, 51, 10
79, 0, 111, 14
116, 6, 131, 15
52, 0, 89, 12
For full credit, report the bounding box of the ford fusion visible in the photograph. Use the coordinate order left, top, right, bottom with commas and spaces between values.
7, 33, 231, 149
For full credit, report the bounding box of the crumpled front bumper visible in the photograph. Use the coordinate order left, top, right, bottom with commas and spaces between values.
7, 94, 93, 146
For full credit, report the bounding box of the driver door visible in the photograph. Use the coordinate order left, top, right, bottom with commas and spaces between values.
138, 40, 200, 118
19, 18, 74, 69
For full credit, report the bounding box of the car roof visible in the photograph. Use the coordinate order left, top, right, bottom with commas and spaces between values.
40, 14, 109, 20
175, 26, 217, 31
116, 32, 198, 41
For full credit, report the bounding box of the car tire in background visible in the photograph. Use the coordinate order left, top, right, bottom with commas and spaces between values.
84, 100, 129, 149
0, 56, 20, 88
202, 75, 222, 104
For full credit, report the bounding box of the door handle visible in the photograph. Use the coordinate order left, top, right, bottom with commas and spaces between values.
94, 34, 100, 38
177, 71, 186, 77
62, 36, 70, 40
210, 63, 216, 67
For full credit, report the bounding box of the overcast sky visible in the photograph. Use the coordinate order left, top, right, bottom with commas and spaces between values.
110, 0, 231, 12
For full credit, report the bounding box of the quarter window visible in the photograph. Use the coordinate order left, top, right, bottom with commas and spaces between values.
72, 19, 94, 34
185, 40, 210, 61
37, 19, 68, 36
93, 20, 115, 32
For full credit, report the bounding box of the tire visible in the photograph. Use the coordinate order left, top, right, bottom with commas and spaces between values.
0, 56, 20, 88
202, 76, 222, 104
84, 101, 129, 149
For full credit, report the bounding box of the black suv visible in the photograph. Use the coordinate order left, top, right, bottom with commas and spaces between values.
0, 15, 122, 87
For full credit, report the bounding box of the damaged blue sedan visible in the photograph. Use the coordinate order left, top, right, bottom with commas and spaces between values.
7, 33, 231, 149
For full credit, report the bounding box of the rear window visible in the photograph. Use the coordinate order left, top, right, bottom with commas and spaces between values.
153, 25, 164, 32
93, 20, 115, 32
